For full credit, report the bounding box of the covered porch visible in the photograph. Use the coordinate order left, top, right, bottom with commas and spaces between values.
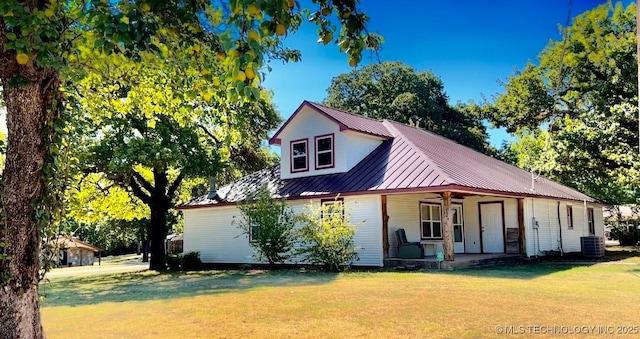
380, 190, 526, 263
384, 253, 523, 270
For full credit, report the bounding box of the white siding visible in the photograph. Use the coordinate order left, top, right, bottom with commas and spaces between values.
183, 195, 384, 267
523, 198, 605, 256
560, 201, 584, 253
593, 206, 604, 237
345, 195, 383, 266
278, 106, 383, 179
524, 198, 534, 257
183, 206, 253, 263
344, 131, 383, 170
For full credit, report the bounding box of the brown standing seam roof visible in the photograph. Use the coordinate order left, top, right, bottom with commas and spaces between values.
178, 103, 595, 209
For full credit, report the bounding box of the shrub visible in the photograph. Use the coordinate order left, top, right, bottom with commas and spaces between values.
182, 251, 201, 270
166, 254, 182, 271
166, 251, 201, 271
296, 198, 359, 272
609, 224, 640, 246
234, 186, 297, 269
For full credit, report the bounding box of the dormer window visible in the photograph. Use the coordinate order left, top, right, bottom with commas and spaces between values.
291, 139, 308, 172
315, 134, 334, 169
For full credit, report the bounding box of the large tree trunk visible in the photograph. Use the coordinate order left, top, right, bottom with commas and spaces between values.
141, 238, 150, 263
148, 203, 168, 270
0, 74, 57, 338
130, 169, 182, 271
148, 170, 170, 271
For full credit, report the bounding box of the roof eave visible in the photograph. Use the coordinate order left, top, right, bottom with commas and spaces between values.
269, 101, 391, 145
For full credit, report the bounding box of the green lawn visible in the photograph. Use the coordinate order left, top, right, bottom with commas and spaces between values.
42, 251, 640, 338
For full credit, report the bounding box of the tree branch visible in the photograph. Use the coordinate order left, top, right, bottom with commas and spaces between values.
130, 175, 152, 204
167, 172, 185, 200
131, 170, 155, 196
197, 124, 222, 146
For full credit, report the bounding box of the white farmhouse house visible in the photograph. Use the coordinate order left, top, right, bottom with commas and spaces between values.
178, 101, 605, 267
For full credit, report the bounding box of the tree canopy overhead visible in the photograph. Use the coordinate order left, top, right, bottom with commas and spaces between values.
485, 2, 639, 204
324, 61, 493, 154
0, 0, 382, 336
70, 35, 282, 270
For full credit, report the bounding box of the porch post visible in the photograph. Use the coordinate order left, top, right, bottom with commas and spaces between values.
381, 195, 390, 258
517, 198, 525, 254
442, 191, 455, 261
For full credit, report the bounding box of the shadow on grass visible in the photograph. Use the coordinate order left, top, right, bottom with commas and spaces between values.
41, 269, 338, 307
440, 262, 580, 280
437, 247, 640, 280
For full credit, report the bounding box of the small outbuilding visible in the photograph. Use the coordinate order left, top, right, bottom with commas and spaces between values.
53, 235, 103, 267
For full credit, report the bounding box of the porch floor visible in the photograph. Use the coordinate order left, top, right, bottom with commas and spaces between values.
384, 253, 523, 270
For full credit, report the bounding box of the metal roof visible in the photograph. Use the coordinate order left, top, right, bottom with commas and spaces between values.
269, 101, 392, 145
386, 120, 594, 202
51, 235, 102, 252
179, 104, 595, 209
305, 102, 394, 139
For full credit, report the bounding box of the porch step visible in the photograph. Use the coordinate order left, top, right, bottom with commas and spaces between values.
384, 254, 522, 270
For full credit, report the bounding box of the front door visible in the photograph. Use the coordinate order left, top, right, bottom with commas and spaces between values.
480, 202, 504, 253
453, 205, 465, 253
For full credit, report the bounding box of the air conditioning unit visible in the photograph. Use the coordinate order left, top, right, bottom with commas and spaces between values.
580, 236, 604, 258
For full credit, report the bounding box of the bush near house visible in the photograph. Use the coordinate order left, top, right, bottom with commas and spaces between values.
296, 199, 359, 272
609, 224, 640, 246
234, 186, 298, 268
166, 251, 201, 271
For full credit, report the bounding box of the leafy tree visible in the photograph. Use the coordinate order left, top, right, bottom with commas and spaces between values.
58, 218, 144, 254
65, 173, 150, 257
0, 0, 381, 335
605, 205, 640, 246
499, 130, 549, 171
296, 199, 359, 272
324, 61, 493, 154
485, 2, 639, 204
234, 186, 297, 268
70, 37, 283, 271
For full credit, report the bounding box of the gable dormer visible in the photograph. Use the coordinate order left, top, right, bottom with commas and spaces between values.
269, 101, 392, 180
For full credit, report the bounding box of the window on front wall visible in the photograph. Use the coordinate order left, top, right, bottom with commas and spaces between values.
567, 205, 574, 229
587, 207, 595, 235
420, 203, 442, 239
321, 198, 344, 220
249, 219, 260, 243
291, 139, 308, 172
315, 134, 334, 169
453, 205, 463, 243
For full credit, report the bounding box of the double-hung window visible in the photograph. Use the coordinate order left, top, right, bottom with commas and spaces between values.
453, 205, 463, 243
420, 203, 442, 239
249, 219, 260, 243
290, 139, 308, 172
567, 205, 574, 229
315, 134, 334, 169
587, 207, 595, 235
321, 198, 343, 220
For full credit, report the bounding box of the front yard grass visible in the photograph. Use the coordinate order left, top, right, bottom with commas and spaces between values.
42, 254, 640, 338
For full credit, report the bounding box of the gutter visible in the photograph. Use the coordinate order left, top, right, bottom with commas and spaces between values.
557, 201, 564, 256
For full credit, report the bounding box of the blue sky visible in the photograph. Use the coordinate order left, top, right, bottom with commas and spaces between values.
262, 0, 615, 148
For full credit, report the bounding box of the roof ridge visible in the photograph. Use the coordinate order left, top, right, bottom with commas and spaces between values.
384, 120, 594, 201
306, 101, 385, 123
382, 120, 455, 185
